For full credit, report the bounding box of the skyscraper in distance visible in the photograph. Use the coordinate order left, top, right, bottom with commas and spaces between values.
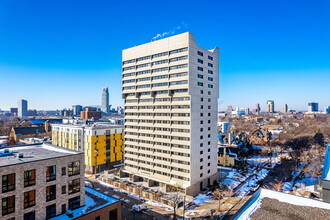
101, 87, 109, 114
266, 100, 274, 113
122, 32, 219, 196
17, 99, 28, 117
308, 102, 318, 113
281, 104, 288, 113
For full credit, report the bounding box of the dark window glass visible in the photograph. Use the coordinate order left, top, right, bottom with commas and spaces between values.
24, 211, 35, 220
24, 190, 35, 208
68, 178, 80, 194
2, 195, 15, 215
61, 204, 66, 214
197, 59, 203, 64
46, 185, 56, 201
46, 166, 56, 182
197, 51, 203, 56
68, 196, 80, 210
197, 66, 203, 71
208, 63, 213, 67
62, 185, 66, 194
46, 204, 56, 219
109, 209, 118, 220
208, 70, 213, 74
24, 170, 35, 187
197, 74, 203, 79
61, 167, 66, 176
68, 161, 80, 176
208, 55, 213, 60
96, 217, 100, 220
2, 173, 15, 193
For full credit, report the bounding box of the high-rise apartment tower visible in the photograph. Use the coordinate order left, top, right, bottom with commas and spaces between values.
102, 87, 109, 114
17, 99, 28, 118
266, 100, 274, 113
121, 32, 219, 196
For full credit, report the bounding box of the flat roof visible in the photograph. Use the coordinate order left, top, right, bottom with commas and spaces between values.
0, 143, 82, 167
51, 123, 124, 130
51, 187, 119, 220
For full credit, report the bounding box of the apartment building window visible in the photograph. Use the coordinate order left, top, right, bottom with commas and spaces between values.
200, 90, 203, 94
208, 120, 211, 124
2, 173, 15, 193
208, 84, 213, 88
208, 63, 213, 67
61, 204, 66, 214
197, 74, 203, 79
208, 162, 210, 166
208, 148, 211, 152
200, 120, 203, 124
68, 178, 80, 194
197, 51, 203, 56
208, 55, 213, 60
24, 211, 35, 220
96, 216, 100, 220
2, 195, 15, 215
110, 209, 118, 220
62, 185, 66, 194
46, 166, 56, 182
208, 91, 211, 95
46, 204, 56, 219
197, 66, 203, 71
208, 98, 211, 102
200, 158, 203, 162
24, 170, 35, 187
208, 134, 211, 138
197, 82, 203, 86
200, 136, 203, 140
68, 161, 80, 176
208, 70, 213, 74
208, 127, 211, 131
208, 155, 210, 159
208, 106, 211, 109
208, 113, 211, 116
197, 59, 203, 64
201, 105, 203, 109
200, 113, 203, 117
61, 167, 66, 176
208, 141, 211, 145
200, 128, 203, 132
200, 143, 203, 147
200, 151, 203, 155
69, 196, 80, 210
24, 190, 35, 208
46, 185, 56, 201
208, 77, 213, 81
200, 166, 203, 170
201, 98, 203, 102
208, 170, 211, 174
200, 173, 203, 177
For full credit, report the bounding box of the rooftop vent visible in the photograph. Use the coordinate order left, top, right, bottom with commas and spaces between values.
17, 153, 24, 158
66, 210, 73, 218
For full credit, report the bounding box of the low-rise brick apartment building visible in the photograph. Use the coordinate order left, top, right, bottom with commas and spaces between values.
0, 143, 121, 220
0, 143, 85, 220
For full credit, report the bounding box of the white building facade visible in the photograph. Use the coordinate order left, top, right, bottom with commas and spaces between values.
121, 32, 219, 196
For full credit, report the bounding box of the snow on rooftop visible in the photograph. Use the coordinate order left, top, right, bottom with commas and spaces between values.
51, 187, 119, 220
322, 144, 330, 181
236, 188, 330, 220
40, 144, 77, 154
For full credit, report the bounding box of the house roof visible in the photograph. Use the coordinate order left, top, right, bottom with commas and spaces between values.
13, 126, 51, 135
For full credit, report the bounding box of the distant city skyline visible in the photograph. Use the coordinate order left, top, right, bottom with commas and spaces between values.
1, 0, 329, 111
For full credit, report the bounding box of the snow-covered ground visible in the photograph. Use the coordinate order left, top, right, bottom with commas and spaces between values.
236, 188, 330, 220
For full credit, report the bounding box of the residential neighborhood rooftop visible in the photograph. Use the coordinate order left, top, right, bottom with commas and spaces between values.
0, 143, 82, 167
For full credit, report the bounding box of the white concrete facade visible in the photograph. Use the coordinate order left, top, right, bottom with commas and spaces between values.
122, 32, 219, 196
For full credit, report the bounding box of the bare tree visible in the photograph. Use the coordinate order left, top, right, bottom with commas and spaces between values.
270, 180, 283, 192
213, 188, 223, 212
167, 189, 183, 220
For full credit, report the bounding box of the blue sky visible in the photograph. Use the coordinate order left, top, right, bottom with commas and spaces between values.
0, 0, 329, 111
